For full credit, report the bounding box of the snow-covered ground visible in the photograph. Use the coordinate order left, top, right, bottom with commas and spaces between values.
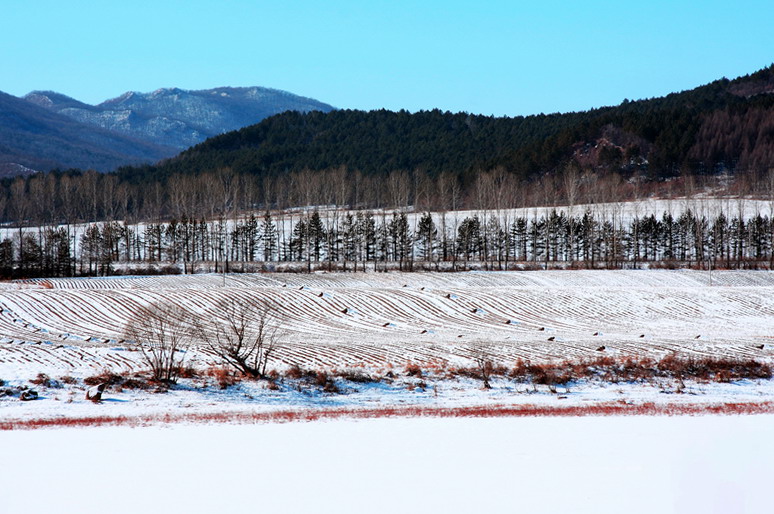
1, 414, 772, 514
3, 270, 773, 376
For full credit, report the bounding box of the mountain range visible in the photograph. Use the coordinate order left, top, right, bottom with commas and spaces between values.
0, 87, 335, 175
3, 65, 774, 184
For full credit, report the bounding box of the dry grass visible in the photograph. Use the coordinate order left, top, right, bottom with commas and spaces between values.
204, 367, 242, 389
3, 401, 774, 431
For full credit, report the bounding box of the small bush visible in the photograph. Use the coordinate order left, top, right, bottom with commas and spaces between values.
175, 366, 199, 379
30, 373, 60, 388
284, 364, 305, 380
120, 376, 153, 390
334, 369, 378, 383
405, 363, 423, 377
311, 371, 337, 393
84, 371, 124, 387
205, 367, 241, 389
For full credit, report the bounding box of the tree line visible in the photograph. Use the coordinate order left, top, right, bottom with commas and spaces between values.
2, 202, 773, 278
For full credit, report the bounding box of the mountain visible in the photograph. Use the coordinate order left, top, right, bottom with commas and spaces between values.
0, 91, 175, 176
25, 86, 336, 151
133, 64, 774, 185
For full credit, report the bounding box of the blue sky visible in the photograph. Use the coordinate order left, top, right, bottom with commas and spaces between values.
2, 0, 773, 116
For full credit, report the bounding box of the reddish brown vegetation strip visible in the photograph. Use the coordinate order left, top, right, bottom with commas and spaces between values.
3, 401, 774, 431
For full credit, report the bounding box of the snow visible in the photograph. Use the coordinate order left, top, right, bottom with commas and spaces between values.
1, 414, 772, 513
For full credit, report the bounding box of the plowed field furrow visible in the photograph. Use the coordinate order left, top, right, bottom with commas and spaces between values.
2, 271, 773, 373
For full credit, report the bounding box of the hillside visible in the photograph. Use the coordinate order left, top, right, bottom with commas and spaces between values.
25, 86, 336, 151
137, 65, 774, 185
0, 91, 174, 175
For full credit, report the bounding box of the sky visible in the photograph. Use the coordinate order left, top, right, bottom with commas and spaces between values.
2, 0, 774, 117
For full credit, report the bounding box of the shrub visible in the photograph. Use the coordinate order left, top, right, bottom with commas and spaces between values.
30, 373, 60, 388
284, 364, 306, 380
205, 367, 241, 389
175, 366, 199, 379
508, 355, 772, 388
84, 371, 124, 386
334, 369, 378, 383
119, 376, 154, 390
312, 371, 339, 393
405, 362, 423, 377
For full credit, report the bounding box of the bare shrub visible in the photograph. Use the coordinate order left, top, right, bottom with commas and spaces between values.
193, 299, 282, 379
119, 376, 154, 390
176, 366, 199, 379
314, 371, 340, 393
124, 301, 192, 384
30, 373, 60, 388
205, 366, 241, 389
454, 360, 508, 388
333, 369, 379, 383
281, 365, 340, 393
405, 362, 423, 377
284, 364, 306, 380
510, 360, 572, 392
83, 371, 153, 391
84, 371, 124, 387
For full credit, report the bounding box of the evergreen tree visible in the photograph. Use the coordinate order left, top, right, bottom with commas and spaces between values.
261, 211, 278, 262
416, 212, 437, 262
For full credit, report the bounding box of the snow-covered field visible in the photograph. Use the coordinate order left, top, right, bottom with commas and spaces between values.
2, 414, 772, 514
3, 269, 773, 375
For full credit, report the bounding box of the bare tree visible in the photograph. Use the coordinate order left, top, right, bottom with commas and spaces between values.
124, 301, 192, 384
193, 298, 282, 378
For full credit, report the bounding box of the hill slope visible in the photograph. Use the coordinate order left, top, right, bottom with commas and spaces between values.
141, 65, 774, 184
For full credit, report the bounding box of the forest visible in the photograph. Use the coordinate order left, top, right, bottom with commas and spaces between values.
113, 64, 774, 185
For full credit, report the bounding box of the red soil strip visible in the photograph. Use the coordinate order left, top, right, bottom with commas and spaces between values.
2, 401, 774, 431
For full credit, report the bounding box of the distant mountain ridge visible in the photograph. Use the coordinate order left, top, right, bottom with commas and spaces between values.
24, 86, 336, 151
0, 90, 174, 176
0, 86, 335, 175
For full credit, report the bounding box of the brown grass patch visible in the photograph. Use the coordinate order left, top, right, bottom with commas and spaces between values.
3, 401, 773, 431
